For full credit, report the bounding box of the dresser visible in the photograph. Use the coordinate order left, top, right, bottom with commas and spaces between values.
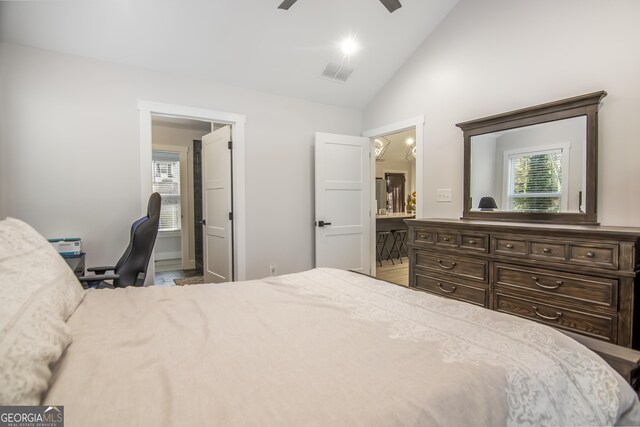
406, 219, 640, 348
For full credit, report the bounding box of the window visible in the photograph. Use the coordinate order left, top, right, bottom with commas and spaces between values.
152, 153, 181, 231
505, 145, 568, 213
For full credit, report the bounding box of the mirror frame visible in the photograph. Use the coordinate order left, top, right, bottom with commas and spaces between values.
456, 91, 606, 225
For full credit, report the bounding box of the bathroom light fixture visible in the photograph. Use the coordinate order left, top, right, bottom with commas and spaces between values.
374, 138, 390, 160
405, 144, 416, 161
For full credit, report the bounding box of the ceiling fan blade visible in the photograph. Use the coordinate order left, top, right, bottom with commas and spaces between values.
379, 0, 402, 13
278, 0, 298, 10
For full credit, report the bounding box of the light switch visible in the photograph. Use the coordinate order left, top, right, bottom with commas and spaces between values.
436, 189, 452, 202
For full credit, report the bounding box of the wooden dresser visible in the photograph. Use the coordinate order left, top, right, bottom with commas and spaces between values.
406, 219, 640, 348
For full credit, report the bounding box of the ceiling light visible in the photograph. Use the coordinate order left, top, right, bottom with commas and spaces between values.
341, 37, 359, 56
406, 137, 414, 145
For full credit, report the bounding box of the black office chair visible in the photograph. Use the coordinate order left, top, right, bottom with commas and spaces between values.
80, 193, 161, 288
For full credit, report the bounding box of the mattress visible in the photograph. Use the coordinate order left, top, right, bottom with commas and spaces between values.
44, 268, 640, 426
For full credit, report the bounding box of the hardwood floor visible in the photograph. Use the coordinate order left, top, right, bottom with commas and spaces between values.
375, 258, 409, 286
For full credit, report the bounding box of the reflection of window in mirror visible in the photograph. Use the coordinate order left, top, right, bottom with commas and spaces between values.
504, 144, 569, 213
385, 173, 405, 213
469, 116, 586, 214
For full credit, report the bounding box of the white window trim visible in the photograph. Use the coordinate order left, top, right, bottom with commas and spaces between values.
502, 142, 571, 212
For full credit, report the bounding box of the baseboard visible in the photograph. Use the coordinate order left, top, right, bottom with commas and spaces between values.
155, 251, 181, 261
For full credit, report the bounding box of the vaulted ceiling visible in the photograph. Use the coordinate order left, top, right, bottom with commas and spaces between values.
0, 0, 459, 109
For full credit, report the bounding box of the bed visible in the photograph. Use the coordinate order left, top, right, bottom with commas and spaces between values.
2, 218, 640, 426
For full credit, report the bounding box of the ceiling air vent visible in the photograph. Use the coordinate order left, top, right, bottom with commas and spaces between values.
320, 62, 354, 83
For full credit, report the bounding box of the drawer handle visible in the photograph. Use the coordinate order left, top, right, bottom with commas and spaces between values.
532, 276, 563, 290
437, 260, 457, 270
442, 237, 450, 242
586, 251, 595, 258
468, 239, 476, 245
542, 248, 551, 254
506, 243, 514, 249
532, 306, 563, 321
437, 282, 457, 293
419, 233, 428, 239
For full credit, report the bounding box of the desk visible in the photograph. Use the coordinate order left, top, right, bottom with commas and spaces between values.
64, 254, 85, 278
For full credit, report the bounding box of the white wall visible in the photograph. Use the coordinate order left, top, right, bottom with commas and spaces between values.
363, 0, 640, 226
470, 134, 497, 208
0, 42, 362, 279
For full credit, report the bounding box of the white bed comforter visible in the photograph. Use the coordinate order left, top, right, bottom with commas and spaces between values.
45, 268, 640, 426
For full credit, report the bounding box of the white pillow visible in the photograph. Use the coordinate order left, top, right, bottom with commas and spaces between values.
0, 217, 85, 404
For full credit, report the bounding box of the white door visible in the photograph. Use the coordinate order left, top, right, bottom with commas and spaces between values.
202, 125, 233, 283
315, 132, 371, 273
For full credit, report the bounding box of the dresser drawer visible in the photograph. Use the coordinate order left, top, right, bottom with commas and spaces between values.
435, 231, 458, 247
569, 243, 618, 270
413, 229, 435, 244
529, 240, 566, 261
414, 251, 488, 283
460, 233, 489, 253
493, 237, 527, 257
414, 271, 487, 307
494, 263, 618, 309
495, 293, 617, 342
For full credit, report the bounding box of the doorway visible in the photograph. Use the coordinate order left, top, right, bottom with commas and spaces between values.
371, 130, 416, 285
138, 101, 247, 285
363, 115, 424, 284
151, 116, 211, 285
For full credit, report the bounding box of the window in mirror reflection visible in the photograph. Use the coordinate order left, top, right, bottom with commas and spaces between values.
470, 116, 586, 213
506, 145, 568, 212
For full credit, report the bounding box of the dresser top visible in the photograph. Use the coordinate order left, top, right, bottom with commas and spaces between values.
406, 218, 640, 240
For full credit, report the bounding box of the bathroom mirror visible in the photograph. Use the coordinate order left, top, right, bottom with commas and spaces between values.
456, 91, 606, 224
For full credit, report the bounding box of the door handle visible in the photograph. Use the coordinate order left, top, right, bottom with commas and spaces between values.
318, 221, 332, 227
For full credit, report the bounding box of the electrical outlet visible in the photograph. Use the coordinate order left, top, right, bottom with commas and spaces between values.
270, 264, 277, 276
436, 189, 452, 202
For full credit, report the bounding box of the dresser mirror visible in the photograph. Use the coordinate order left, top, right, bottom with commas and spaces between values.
456, 91, 606, 224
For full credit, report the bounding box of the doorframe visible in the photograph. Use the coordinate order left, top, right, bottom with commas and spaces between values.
363, 115, 424, 276
139, 101, 247, 283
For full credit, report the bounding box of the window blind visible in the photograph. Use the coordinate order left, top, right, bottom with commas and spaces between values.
152, 159, 181, 231
507, 149, 563, 212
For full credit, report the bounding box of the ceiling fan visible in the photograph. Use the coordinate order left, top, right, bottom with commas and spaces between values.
278, 0, 402, 13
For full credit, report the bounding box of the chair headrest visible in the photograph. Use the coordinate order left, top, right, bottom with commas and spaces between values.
147, 192, 162, 219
